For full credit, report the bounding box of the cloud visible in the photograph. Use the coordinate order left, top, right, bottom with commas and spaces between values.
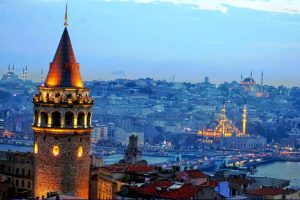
104, 0, 300, 14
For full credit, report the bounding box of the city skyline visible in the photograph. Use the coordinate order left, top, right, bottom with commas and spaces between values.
1, 0, 300, 86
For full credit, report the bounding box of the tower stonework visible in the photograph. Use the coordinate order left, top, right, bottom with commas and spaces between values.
32, 7, 93, 199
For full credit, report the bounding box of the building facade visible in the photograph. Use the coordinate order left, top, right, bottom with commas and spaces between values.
32, 6, 93, 199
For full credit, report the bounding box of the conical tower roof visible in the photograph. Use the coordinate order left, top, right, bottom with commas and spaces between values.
45, 27, 83, 88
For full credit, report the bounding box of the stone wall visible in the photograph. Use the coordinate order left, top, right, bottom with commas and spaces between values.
34, 132, 90, 199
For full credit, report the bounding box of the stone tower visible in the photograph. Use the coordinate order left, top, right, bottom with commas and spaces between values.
124, 135, 142, 164
32, 4, 93, 199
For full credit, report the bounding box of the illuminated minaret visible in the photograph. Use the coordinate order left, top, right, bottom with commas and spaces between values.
220, 101, 227, 136
32, 3, 93, 198
242, 99, 247, 136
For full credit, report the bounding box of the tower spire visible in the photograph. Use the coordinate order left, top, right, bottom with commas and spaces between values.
64, 2, 68, 28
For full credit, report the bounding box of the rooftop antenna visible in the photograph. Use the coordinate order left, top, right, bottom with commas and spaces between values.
64, 1, 68, 28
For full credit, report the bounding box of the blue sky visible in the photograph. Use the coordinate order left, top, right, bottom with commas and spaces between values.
0, 0, 300, 86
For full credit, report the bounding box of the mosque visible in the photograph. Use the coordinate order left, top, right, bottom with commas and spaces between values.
240, 70, 268, 97
198, 101, 247, 140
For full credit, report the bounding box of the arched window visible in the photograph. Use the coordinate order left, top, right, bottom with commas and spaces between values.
34, 143, 38, 154
65, 111, 74, 127
34, 110, 38, 125
40, 111, 48, 127
78, 146, 83, 158
78, 112, 85, 127
53, 146, 59, 157
51, 111, 61, 127
87, 112, 92, 127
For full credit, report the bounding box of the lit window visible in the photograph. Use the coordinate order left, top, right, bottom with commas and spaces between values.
53, 146, 59, 157
78, 146, 83, 157
34, 143, 38, 154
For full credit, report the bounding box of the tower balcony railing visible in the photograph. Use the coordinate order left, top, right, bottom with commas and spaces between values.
32, 95, 93, 105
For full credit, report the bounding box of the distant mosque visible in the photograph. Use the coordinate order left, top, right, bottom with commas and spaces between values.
1, 64, 29, 82
240, 70, 268, 97
198, 101, 247, 140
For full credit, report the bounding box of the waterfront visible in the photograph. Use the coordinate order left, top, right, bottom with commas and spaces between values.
103, 153, 168, 165
1, 143, 300, 187
255, 161, 300, 188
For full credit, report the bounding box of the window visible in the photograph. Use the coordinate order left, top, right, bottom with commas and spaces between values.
51, 111, 61, 127
16, 168, 19, 175
28, 181, 31, 189
41, 111, 48, 126
87, 112, 92, 126
22, 180, 24, 187
78, 146, 83, 158
65, 111, 74, 127
22, 168, 25, 176
34, 110, 38, 124
53, 146, 59, 157
34, 143, 38, 154
78, 112, 85, 127
16, 179, 19, 187
28, 170, 31, 177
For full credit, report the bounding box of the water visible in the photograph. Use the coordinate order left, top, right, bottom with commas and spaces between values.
103, 154, 168, 165
0, 144, 168, 165
255, 161, 300, 187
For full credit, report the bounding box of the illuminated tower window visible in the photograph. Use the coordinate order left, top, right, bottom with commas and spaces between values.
78, 146, 83, 157
53, 146, 59, 157
34, 143, 38, 154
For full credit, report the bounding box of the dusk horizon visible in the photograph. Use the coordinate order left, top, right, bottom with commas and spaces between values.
1, 0, 300, 87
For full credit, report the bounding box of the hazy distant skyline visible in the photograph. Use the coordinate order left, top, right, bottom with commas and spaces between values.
0, 0, 300, 86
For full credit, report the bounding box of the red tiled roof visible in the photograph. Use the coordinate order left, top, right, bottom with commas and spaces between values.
229, 178, 253, 186
246, 188, 286, 196
184, 170, 207, 178
159, 184, 200, 199
127, 165, 155, 173
133, 181, 201, 199
133, 181, 173, 196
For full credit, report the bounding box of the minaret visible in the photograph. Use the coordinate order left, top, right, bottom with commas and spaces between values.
242, 99, 247, 136
261, 70, 264, 93
8, 65, 11, 72
32, 3, 93, 199
22, 68, 25, 81
40, 69, 44, 84
12, 64, 15, 72
220, 101, 227, 136
25, 65, 28, 81
250, 70, 253, 79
